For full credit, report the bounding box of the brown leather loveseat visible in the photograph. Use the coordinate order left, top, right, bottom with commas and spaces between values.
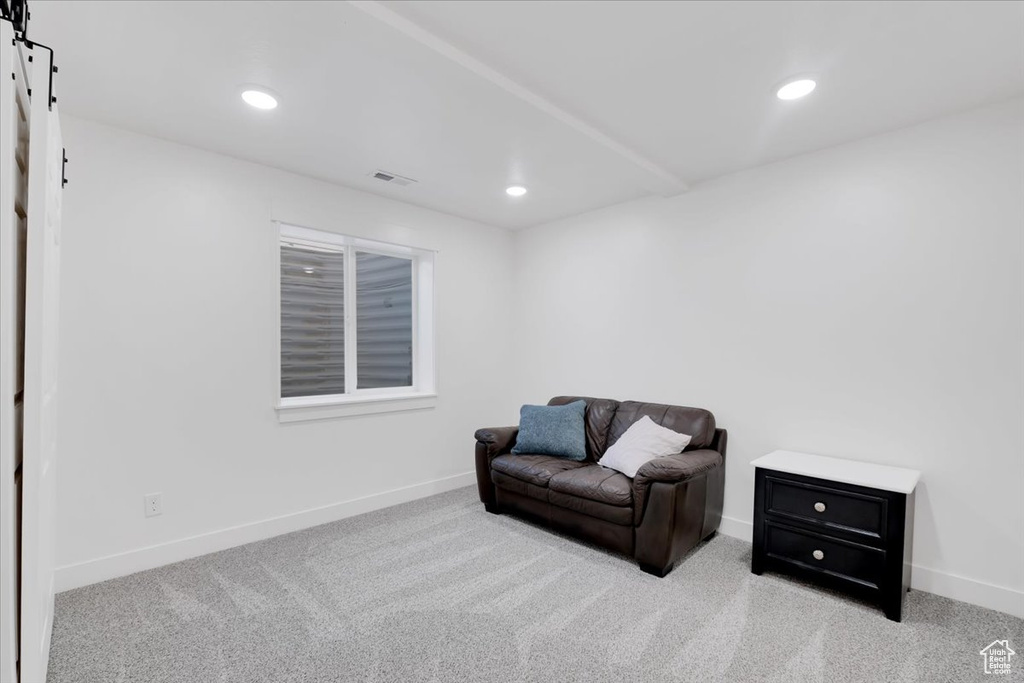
474, 396, 727, 577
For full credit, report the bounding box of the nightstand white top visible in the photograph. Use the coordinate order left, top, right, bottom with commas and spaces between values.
750, 450, 921, 494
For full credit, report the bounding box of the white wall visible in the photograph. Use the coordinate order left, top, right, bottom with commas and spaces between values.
57, 99, 1024, 618
512, 98, 1024, 616
54, 116, 516, 587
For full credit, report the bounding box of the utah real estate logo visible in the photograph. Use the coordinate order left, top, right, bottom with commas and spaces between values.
979, 640, 1015, 675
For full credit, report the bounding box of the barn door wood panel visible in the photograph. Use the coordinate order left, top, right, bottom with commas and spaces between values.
0, 20, 32, 683
20, 43, 62, 683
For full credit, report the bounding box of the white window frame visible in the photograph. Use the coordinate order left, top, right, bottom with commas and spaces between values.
274, 222, 436, 422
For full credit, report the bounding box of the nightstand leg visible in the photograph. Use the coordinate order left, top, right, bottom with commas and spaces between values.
882, 590, 904, 622
751, 548, 764, 576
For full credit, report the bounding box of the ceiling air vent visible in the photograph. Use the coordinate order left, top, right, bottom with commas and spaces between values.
369, 169, 418, 187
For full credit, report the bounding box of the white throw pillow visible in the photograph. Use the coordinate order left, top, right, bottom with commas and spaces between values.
598, 416, 692, 478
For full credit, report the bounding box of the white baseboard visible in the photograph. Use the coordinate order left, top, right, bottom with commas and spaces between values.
910, 564, 1024, 619
718, 514, 754, 542
55, 471, 477, 593
716, 515, 1024, 619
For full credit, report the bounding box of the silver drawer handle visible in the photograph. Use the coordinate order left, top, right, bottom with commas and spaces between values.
814, 502, 826, 513
812, 549, 825, 561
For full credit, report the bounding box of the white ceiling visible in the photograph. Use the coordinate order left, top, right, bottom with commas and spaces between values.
29, 1, 1024, 229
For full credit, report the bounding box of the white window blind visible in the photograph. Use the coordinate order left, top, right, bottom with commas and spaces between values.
355, 251, 413, 389
280, 244, 346, 398
277, 223, 435, 416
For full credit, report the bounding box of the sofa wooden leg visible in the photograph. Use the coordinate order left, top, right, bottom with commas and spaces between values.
639, 562, 672, 578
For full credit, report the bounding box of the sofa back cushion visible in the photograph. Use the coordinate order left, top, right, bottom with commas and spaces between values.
607, 400, 716, 451
548, 396, 619, 461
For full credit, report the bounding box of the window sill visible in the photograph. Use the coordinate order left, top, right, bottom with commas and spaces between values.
276, 392, 438, 423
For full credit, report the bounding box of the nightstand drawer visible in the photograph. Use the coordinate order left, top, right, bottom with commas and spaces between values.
765, 476, 886, 539
764, 522, 885, 589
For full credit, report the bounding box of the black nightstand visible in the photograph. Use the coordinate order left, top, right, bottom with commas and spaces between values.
750, 450, 920, 622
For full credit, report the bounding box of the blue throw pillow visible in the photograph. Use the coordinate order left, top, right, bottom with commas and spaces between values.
512, 401, 587, 461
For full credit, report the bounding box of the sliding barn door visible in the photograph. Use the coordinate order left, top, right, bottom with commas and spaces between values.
19, 45, 63, 683
0, 21, 31, 683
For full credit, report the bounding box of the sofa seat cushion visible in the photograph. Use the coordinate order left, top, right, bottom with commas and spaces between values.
549, 466, 633, 507
492, 471, 549, 502
549, 491, 633, 526
491, 454, 588, 487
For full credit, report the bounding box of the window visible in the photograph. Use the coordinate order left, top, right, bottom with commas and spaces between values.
276, 223, 435, 421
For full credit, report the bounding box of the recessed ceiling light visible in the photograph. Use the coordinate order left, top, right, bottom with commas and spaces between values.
776, 78, 816, 101
241, 88, 278, 110
303, 267, 315, 274
506, 185, 528, 197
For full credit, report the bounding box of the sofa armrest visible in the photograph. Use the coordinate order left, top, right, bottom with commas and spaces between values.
474, 426, 519, 458
475, 425, 518, 513
634, 449, 722, 486
632, 449, 723, 526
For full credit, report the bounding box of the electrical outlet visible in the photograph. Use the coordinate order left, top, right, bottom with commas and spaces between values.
144, 493, 162, 518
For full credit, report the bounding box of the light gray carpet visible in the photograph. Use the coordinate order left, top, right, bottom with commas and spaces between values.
49, 486, 1023, 683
